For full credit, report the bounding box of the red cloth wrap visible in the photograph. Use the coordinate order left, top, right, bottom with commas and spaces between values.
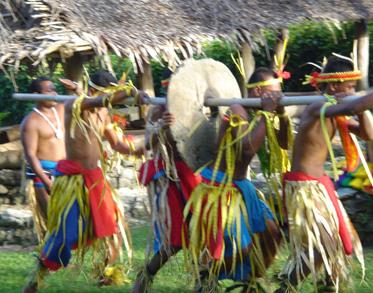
139, 159, 201, 248
56, 160, 118, 238
283, 171, 353, 255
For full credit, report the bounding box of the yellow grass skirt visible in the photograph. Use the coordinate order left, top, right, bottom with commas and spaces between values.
282, 179, 364, 292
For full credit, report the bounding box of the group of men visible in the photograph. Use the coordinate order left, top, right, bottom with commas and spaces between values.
21, 55, 373, 293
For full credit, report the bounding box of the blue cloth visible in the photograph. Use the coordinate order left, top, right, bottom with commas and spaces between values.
153, 169, 166, 254
200, 167, 274, 281
41, 170, 86, 270
26, 160, 57, 188
42, 200, 82, 268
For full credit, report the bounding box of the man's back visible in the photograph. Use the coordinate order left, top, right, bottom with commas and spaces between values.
64, 100, 108, 169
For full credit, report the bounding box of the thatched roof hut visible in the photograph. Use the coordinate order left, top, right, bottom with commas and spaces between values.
1, 0, 373, 71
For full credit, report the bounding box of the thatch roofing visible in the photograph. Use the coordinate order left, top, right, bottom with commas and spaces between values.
1, 0, 373, 71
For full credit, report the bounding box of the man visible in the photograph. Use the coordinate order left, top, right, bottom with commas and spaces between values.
132, 69, 201, 292
183, 96, 283, 292
246, 67, 292, 224
246, 67, 290, 151
275, 56, 373, 292
24, 71, 146, 293
21, 77, 66, 240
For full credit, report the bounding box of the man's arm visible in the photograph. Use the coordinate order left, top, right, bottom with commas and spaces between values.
318, 92, 373, 118
20, 118, 53, 189
145, 106, 164, 150
242, 94, 281, 158
104, 122, 144, 157
347, 111, 373, 141
230, 97, 278, 160
79, 88, 140, 111
276, 105, 290, 150
60, 78, 144, 112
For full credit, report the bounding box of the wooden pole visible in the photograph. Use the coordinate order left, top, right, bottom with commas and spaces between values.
137, 62, 154, 120
355, 19, 373, 162
62, 53, 84, 94
13, 92, 373, 107
239, 42, 255, 97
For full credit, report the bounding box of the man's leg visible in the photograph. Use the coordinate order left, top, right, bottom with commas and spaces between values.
34, 187, 49, 221
131, 246, 180, 293
257, 219, 283, 271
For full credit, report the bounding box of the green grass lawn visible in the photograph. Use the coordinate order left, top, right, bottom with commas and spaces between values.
0, 226, 372, 293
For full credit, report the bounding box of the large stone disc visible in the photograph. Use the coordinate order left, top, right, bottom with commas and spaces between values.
167, 58, 242, 171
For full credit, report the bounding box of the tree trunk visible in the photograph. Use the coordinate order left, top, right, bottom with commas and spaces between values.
239, 42, 255, 97
272, 28, 289, 71
137, 62, 154, 120
62, 53, 84, 93
355, 20, 373, 161
355, 20, 369, 91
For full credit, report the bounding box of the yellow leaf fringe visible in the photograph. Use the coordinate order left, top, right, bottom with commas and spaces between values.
182, 114, 267, 283
44, 174, 132, 277
26, 180, 47, 242
281, 180, 365, 292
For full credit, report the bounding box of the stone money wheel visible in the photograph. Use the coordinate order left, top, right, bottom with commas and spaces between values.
167, 58, 242, 171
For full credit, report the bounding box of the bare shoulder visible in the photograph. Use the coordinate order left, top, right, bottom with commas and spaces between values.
20, 111, 39, 132
300, 102, 324, 119
56, 103, 65, 113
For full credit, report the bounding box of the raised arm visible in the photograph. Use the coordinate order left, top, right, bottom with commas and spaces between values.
347, 111, 373, 141
104, 120, 145, 157
274, 93, 290, 150
79, 88, 141, 111
232, 96, 279, 159
60, 78, 145, 112
322, 92, 373, 118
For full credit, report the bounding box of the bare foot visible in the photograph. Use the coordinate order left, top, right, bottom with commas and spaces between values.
98, 277, 113, 287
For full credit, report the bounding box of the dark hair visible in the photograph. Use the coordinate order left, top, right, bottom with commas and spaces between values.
90, 70, 118, 88
248, 67, 277, 84
323, 56, 354, 74
29, 77, 50, 93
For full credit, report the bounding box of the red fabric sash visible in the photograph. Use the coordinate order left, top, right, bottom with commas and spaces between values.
56, 160, 118, 238
284, 171, 353, 255
336, 116, 359, 172
139, 159, 201, 248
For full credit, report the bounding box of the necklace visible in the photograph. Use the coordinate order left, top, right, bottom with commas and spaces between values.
33, 107, 64, 139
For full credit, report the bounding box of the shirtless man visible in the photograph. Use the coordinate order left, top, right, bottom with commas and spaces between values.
275, 57, 373, 292
21, 77, 66, 239
24, 71, 146, 293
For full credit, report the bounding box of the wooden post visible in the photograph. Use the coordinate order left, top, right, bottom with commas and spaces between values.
356, 20, 369, 91
355, 19, 373, 161
239, 42, 255, 97
137, 61, 154, 120
272, 28, 289, 70
62, 53, 84, 93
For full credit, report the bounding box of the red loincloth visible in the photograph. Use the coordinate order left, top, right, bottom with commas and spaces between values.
139, 159, 201, 248
56, 160, 118, 238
